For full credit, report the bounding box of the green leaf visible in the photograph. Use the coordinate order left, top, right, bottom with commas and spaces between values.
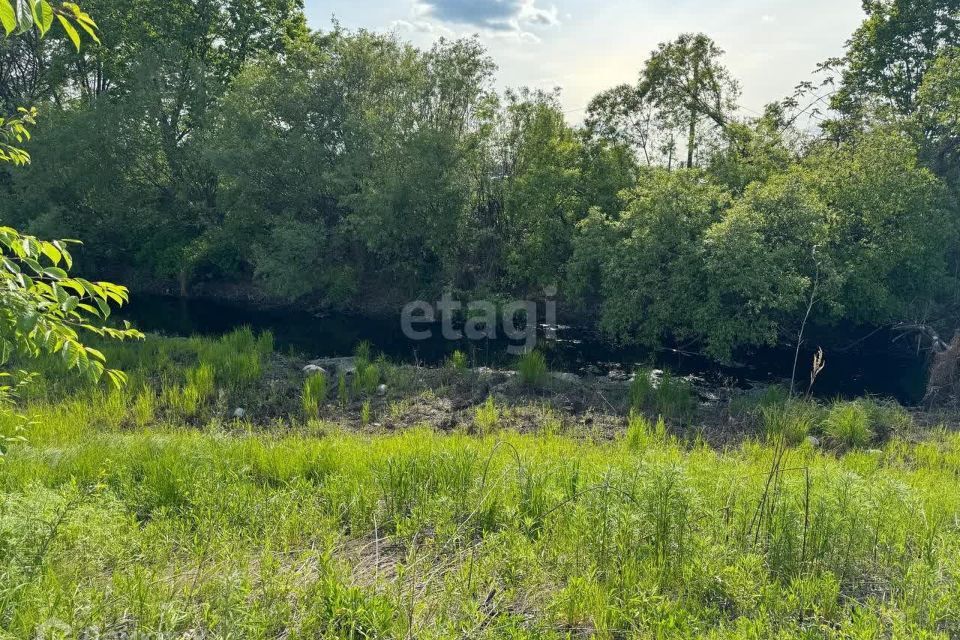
31, 0, 52, 36
14, 0, 32, 33
42, 266, 68, 280
56, 13, 79, 51
75, 17, 97, 44
0, 0, 15, 35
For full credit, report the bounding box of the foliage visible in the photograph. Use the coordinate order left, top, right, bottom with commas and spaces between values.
823, 400, 874, 449
1, 340, 959, 637
0, 227, 141, 385
630, 369, 697, 423
302, 371, 327, 419
517, 350, 548, 388
4, 2, 960, 365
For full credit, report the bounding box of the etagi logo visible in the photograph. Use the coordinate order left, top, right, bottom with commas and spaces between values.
400, 287, 558, 355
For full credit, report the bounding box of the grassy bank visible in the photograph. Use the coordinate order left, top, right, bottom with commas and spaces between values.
1, 331, 959, 638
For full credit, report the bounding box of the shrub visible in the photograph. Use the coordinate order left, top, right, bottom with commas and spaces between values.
517, 350, 548, 388
361, 401, 372, 427
823, 401, 873, 449
303, 372, 328, 419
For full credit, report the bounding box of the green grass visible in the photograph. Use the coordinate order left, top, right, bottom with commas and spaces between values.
517, 350, 548, 388
302, 371, 328, 419
630, 369, 697, 423
448, 350, 468, 371
823, 400, 874, 449
0, 334, 957, 638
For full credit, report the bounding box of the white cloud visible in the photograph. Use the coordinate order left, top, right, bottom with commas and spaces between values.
410, 0, 559, 42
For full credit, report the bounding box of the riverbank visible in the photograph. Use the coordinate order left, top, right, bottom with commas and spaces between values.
3, 331, 960, 637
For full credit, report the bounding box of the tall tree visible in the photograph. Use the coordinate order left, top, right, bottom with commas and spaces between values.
640, 33, 740, 168
825, 0, 960, 125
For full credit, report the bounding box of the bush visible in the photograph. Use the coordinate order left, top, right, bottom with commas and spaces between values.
303, 372, 328, 419
823, 401, 873, 449
517, 351, 548, 388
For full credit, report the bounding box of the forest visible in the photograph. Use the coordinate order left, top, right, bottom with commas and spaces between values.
6, 2, 960, 639
3, 0, 960, 360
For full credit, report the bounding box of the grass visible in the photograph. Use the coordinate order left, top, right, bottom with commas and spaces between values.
448, 350, 468, 371
630, 368, 697, 423
302, 371, 328, 419
823, 400, 874, 449
517, 350, 548, 388
0, 333, 957, 638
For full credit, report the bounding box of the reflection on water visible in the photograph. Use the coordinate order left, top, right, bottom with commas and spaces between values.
119, 294, 930, 405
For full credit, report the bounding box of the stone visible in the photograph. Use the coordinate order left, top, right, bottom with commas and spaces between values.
377, 384, 388, 396
233, 407, 246, 419
302, 364, 327, 376
805, 435, 820, 448
550, 372, 580, 384
309, 357, 357, 376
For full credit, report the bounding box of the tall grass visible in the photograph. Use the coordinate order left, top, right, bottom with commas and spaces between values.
630, 369, 696, 423
0, 333, 951, 639
517, 350, 548, 387
2, 418, 959, 638
302, 372, 328, 419
823, 400, 873, 449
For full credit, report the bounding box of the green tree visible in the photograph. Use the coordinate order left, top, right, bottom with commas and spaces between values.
0, 0, 141, 388
640, 33, 740, 168
827, 0, 960, 121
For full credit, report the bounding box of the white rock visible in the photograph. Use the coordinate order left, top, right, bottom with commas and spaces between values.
550, 372, 580, 384
302, 364, 328, 376
805, 435, 820, 448
377, 384, 388, 396
233, 408, 246, 419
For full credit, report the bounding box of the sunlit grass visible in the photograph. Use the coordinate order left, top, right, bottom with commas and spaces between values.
0, 333, 957, 638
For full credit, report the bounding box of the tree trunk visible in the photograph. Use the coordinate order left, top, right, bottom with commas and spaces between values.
687, 58, 700, 168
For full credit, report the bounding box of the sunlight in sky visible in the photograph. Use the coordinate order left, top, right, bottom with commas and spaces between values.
303, 0, 866, 121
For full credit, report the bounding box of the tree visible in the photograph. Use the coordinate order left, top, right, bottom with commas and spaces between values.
827, 0, 960, 121
640, 33, 740, 168
0, 1, 141, 390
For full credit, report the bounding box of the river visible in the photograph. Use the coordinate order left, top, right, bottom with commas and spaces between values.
119, 294, 931, 405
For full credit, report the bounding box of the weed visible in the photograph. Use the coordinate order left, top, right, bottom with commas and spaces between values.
302, 372, 328, 419
761, 399, 820, 446
631, 369, 696, 423
449, 350, 468, 371
131, 386, 156, 428
823, 400, 873, 449
517, 350, 548, 388
474, 396, 500, 434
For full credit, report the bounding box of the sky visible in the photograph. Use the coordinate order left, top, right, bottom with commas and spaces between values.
303, 0, 867, 122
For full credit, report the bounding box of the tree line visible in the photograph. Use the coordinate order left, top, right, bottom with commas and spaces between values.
2, 0, 959, 359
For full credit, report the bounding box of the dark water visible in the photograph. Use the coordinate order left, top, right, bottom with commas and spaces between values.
119, 294, 931, 405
